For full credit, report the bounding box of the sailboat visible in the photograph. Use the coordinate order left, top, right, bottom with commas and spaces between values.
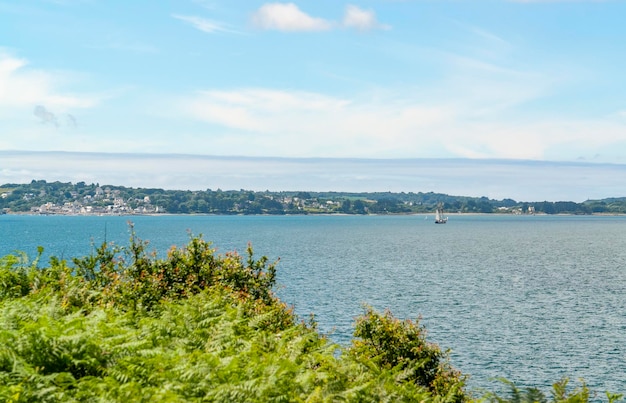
434, 205, 448, 224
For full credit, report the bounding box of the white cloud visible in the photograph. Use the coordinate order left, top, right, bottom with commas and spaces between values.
251, 3, 390, 32
0, 52, 97, 114
251, 3, 332, 32
342, 5, 390, 31
173, 14, 240, 34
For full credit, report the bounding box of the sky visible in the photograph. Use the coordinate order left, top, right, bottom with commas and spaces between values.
1, 0, 626, 201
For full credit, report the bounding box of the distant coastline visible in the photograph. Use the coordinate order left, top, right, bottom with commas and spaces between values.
3, 210, 626, 218
3, 180, 626, 216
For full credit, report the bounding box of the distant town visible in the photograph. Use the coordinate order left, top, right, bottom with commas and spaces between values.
2, 180, 626, 216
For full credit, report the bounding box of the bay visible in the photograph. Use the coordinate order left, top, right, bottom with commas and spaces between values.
1, 214, 625, 395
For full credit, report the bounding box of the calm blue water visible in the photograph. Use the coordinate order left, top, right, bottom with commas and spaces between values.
1, 214, 625, 396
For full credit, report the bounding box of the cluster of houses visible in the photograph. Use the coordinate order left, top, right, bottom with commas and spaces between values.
496, 205, 536, 215
32, 199, 162, 216
25, 187, 162, 216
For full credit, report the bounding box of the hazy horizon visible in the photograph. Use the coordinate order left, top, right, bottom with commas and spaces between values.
2, 150, 626, 203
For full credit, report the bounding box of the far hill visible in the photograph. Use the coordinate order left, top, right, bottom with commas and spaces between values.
2, 180, 626, 215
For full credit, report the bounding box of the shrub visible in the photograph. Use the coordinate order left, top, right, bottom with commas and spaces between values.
350, 306, 468, 401
68, 226, 280, 313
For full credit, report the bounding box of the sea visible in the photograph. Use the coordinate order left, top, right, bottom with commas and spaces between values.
1, 213, 625, 397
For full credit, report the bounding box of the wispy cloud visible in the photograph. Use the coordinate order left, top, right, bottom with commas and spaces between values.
251, 3, 389, 32
468, 27, 509, 46
33, 105, 59, 127
178, 88, 447, 157
172, 14, 241, 34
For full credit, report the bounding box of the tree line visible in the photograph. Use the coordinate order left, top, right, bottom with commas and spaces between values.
2, 179, 626, 215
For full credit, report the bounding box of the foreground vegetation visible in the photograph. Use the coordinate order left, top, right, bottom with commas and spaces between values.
0, 230, 621, 402
3, 179, 626, 215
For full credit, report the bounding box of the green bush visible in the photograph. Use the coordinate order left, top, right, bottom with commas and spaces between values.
350, 306, 468, 402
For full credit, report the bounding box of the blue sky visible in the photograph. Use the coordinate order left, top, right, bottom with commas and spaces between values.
1, 1, 626, 200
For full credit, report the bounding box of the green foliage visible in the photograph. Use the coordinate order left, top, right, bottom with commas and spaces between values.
68, 225, 280, 314
0, 246, 44, 299
0, 229, 622, 402
0, 230, 439, 401
0, 270, 433, 401
350, 306, 468, 402
482, 377, 623, 403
